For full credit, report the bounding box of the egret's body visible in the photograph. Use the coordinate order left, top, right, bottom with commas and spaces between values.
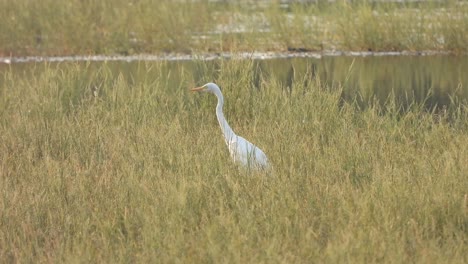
191, 83, 270, 170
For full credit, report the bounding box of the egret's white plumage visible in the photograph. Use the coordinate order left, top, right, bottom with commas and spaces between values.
191, 83, 270, 170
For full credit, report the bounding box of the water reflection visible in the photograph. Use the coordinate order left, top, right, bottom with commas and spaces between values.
2, 55, 466, 113
257, 56, 467, 112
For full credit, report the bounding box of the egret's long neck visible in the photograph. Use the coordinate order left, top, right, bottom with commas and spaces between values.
214, 90, 235, 143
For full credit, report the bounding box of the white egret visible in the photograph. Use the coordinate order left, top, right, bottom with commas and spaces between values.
191, 83, 270, 170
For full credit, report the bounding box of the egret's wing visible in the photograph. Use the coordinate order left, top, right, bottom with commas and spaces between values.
228, 135, 269, 169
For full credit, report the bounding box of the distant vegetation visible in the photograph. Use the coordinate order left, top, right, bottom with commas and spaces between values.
1, 0, 468, 56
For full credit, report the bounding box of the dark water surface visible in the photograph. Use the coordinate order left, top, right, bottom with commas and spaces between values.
260, 56, 468, 112
173, 55, 467, 112
2, 55, 467, 113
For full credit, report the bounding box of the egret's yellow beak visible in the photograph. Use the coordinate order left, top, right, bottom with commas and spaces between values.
190, 86, 205, 92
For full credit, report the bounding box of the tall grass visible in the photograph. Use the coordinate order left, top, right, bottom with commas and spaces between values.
0, 60, 467, 262
1, 0, 468, 56
267, 0, 468, 52
0, 0, 214, 56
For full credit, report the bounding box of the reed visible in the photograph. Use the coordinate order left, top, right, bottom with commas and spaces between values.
1, 0, 467, 56
1, 60, 467, 262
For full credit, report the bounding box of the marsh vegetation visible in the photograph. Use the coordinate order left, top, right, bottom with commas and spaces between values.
1, 0, 468, 56
1, 0, 468, 263
1, 60, 467, 262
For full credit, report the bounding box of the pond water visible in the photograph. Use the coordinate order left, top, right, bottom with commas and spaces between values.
257, 55, 468, 112
2, 54, 467, 113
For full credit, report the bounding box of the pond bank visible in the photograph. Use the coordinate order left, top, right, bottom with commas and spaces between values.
0, 50, 457, 64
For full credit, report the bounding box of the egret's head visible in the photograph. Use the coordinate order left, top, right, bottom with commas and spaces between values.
190, 82, 220, 94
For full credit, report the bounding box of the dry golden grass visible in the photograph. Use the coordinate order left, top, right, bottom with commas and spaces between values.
1, 0, 467, 56
0, 60, 467, 262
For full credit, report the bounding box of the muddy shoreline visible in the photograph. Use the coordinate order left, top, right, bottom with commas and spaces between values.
0, 50, 457, 64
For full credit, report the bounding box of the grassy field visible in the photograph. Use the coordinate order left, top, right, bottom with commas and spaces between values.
1, 0, 468, 56
0, 60, 467, 262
